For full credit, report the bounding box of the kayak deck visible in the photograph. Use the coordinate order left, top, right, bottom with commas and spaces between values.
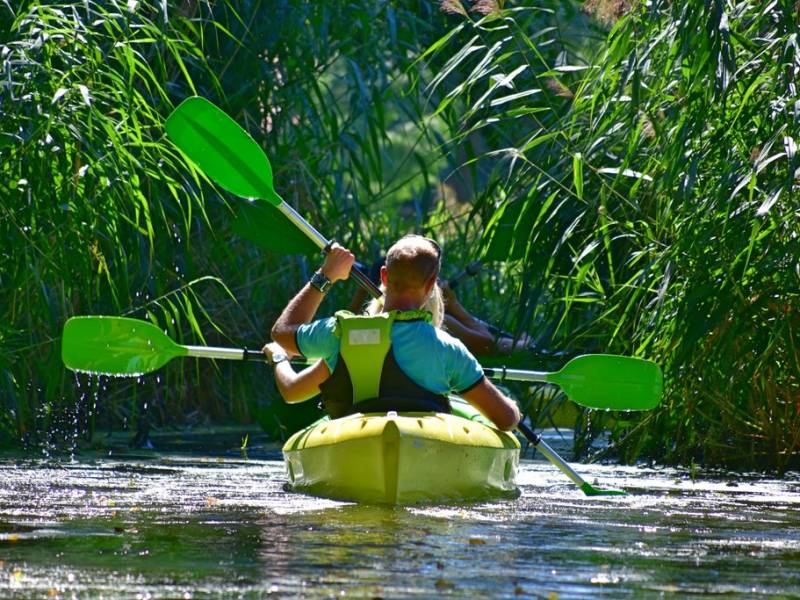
282, 401, 520, 505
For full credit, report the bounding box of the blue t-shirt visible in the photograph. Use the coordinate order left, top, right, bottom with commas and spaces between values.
296, 316, 484, 394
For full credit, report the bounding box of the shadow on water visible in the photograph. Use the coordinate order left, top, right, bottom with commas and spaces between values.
0, 441, 799, 598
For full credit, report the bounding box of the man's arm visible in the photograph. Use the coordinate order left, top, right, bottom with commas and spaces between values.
461, 378, 521, 431
263, 342, 331, 403
273, 359, 330, 403
271, 244, 354, 354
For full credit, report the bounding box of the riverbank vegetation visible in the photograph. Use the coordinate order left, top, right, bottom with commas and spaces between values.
1, 0, 797, 472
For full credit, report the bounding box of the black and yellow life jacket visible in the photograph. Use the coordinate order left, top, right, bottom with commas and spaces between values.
318, 310, 451, 418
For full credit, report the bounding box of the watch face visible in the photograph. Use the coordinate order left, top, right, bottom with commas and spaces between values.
311, 271, 332, 293
272, 352, 288, 364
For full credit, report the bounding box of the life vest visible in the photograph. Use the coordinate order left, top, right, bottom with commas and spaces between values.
318, 310, 451, 418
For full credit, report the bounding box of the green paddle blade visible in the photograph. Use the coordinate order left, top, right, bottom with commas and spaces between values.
547, 354, 663, 411
232, 200, 319, 256
165, 96, 282, 205
580, 482, 627, 496
62, 316, 187, 376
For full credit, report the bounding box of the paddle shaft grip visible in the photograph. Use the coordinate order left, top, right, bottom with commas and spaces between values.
320, 241, 381, 298
188, 346, 316, 366
483, 367, 548, 382
517, 422, 541, 446
186, 346, 266, 362
319, 245, 381, 298
348, 264, 382, 299
273, 201, 382, 299
243, 348, 267, 362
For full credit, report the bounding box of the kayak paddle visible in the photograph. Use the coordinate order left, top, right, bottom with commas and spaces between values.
62, 316, 646, 495
516, 422, 626, 495
61, 316, 661, 412
60, 316, 256, 376
165, 96, 381, 298
484, 356, 661, 411
165, 98, 541, 355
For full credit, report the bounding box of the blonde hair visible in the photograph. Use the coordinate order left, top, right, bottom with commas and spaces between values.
364, 283, 444, 328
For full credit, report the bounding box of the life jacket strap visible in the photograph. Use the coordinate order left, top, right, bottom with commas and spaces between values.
335, 310, 396, 404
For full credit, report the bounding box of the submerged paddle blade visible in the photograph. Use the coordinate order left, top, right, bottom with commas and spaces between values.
580, 482, 627, 496
165, 96, 282, 205
62, 316, 187, 376
548, 354, 663, 411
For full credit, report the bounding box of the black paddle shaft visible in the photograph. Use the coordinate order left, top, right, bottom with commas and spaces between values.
349, 265, 382, 298
517, 422, 542, 446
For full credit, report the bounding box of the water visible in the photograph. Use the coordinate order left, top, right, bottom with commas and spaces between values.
1, 433, 798, 599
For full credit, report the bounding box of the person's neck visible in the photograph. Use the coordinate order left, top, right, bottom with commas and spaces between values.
382, 291, 424, 313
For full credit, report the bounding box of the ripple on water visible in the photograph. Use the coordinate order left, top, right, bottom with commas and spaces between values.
0, 453, 798, 598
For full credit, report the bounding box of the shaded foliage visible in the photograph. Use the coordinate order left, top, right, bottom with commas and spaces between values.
0, 0, 451, 449
0, 0, 229, 448
419, 0, 799, 471
2, 0, 797, 472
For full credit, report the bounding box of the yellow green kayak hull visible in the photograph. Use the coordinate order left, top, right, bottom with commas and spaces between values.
282, 402, 520, 505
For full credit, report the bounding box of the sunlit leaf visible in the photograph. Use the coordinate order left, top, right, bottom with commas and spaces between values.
597, 167, 653, 182
572, 153, 584, 201
52, 88, 68, 104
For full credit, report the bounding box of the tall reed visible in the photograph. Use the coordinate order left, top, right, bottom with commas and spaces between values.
0, 0, 239, 447
417, 0, 799, 471
0, 1, 459, 448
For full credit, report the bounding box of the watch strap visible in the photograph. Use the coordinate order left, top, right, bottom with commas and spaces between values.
310, 270, 333, 293
270, 352, 289, 365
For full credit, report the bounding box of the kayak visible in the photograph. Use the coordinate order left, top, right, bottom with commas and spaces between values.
282, 398, 520, 505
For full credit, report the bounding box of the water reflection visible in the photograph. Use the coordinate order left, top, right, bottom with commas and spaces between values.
0, 448, 798, 598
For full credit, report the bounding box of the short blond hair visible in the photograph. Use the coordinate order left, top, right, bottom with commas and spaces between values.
385, 235, 441, 293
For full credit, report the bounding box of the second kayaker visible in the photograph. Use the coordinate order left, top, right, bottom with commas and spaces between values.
347, 257, 535, 356
263, 235, 521, 431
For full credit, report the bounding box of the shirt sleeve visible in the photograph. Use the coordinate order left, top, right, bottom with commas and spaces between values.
443, 335, 485, 393
295, 317, 339, 360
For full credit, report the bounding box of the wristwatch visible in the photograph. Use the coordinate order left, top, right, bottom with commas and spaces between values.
270, 351, 288, 366
310, 270, 333, 294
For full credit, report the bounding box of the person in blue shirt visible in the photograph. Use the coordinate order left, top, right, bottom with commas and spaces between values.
264, 235, 521, 431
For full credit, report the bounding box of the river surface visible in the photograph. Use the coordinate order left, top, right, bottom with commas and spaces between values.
1, 432, 799, 599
